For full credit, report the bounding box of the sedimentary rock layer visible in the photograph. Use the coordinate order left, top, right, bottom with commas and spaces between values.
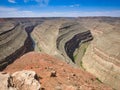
32, 19, 93, 64
0, 21, 33, 70
79, 17, 120, 90
31, 19, 64, 59
64, 31, 92, 62
57, 22, 93, 63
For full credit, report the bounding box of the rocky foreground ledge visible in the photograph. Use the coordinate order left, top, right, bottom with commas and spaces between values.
3, 52, 112, 90
0, 70, 40, 90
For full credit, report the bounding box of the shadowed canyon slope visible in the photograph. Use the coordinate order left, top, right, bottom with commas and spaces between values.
0, 18, 46, 70
0, 17, 120, 90
32, 19, 93, 64
0, 21, 28, 70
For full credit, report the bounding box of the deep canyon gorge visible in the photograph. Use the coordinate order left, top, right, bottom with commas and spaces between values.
0, 17, 120, 90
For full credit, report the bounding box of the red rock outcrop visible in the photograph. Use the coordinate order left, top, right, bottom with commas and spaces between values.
4, 52, 112, 90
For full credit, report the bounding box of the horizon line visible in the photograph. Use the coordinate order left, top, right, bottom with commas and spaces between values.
0, 16, 120, 18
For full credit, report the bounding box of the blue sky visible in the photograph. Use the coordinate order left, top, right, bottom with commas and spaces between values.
0, 0, 120, 17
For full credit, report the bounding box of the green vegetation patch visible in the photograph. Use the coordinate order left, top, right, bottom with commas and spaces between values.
80, 61, 86, 70
73, 42, 90, 68
96, 78, 102, 83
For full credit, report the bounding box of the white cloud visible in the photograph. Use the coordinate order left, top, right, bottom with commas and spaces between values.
0, 7, 36, 17
63, 4, 80, 8
8, 0, 16, 3
70, 4, 80, 7
0, 7, 17, 12
38, 11, 120, 17
78, 11, 120, 17
0, 6, 120, 17
24, 0, 49, 6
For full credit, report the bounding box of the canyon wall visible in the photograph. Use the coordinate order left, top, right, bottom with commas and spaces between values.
0, 21, 34, 70
57, 21, 93, 63
31, 19, 93, 65
78, 18, 120, 90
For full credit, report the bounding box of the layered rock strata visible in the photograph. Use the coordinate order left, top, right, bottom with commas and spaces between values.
31, 20, 65, 60
0, 22, 34, 70
32, 20, 93, 64
57, 22, 93, 63
78, 18, 120, 90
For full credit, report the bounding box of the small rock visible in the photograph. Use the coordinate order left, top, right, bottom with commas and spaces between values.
61, 68, 66, 72
72, 73, 76, 76
45, 67, 48, 69
67, 76, 70, 80
12, 70, 41, 90
45, 66, 52, 70
64, 85, 78, 90
59, 63, 64, 66
55, 86, 62, 90
50, 71, 57, 77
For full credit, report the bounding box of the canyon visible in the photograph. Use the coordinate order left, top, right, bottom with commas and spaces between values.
0, 17, 120, 90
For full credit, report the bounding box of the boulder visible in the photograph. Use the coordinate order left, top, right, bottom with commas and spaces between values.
0, 70, 41, 90
0, 72, 12, 90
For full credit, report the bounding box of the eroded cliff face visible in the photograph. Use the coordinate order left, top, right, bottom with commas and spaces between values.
0, 21, 34, 70
57, 22, 93, 64
78, 18, 120, 90
32, 19, 93, 65
64, 30, 93, 63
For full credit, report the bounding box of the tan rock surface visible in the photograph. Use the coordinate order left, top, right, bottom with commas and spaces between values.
0, 72, 11, 90
0, 21, 28, 70
0, 70, 40, 90
78, 17, 120, 90
11, 70, 40, 90
32, 19, 93, 65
